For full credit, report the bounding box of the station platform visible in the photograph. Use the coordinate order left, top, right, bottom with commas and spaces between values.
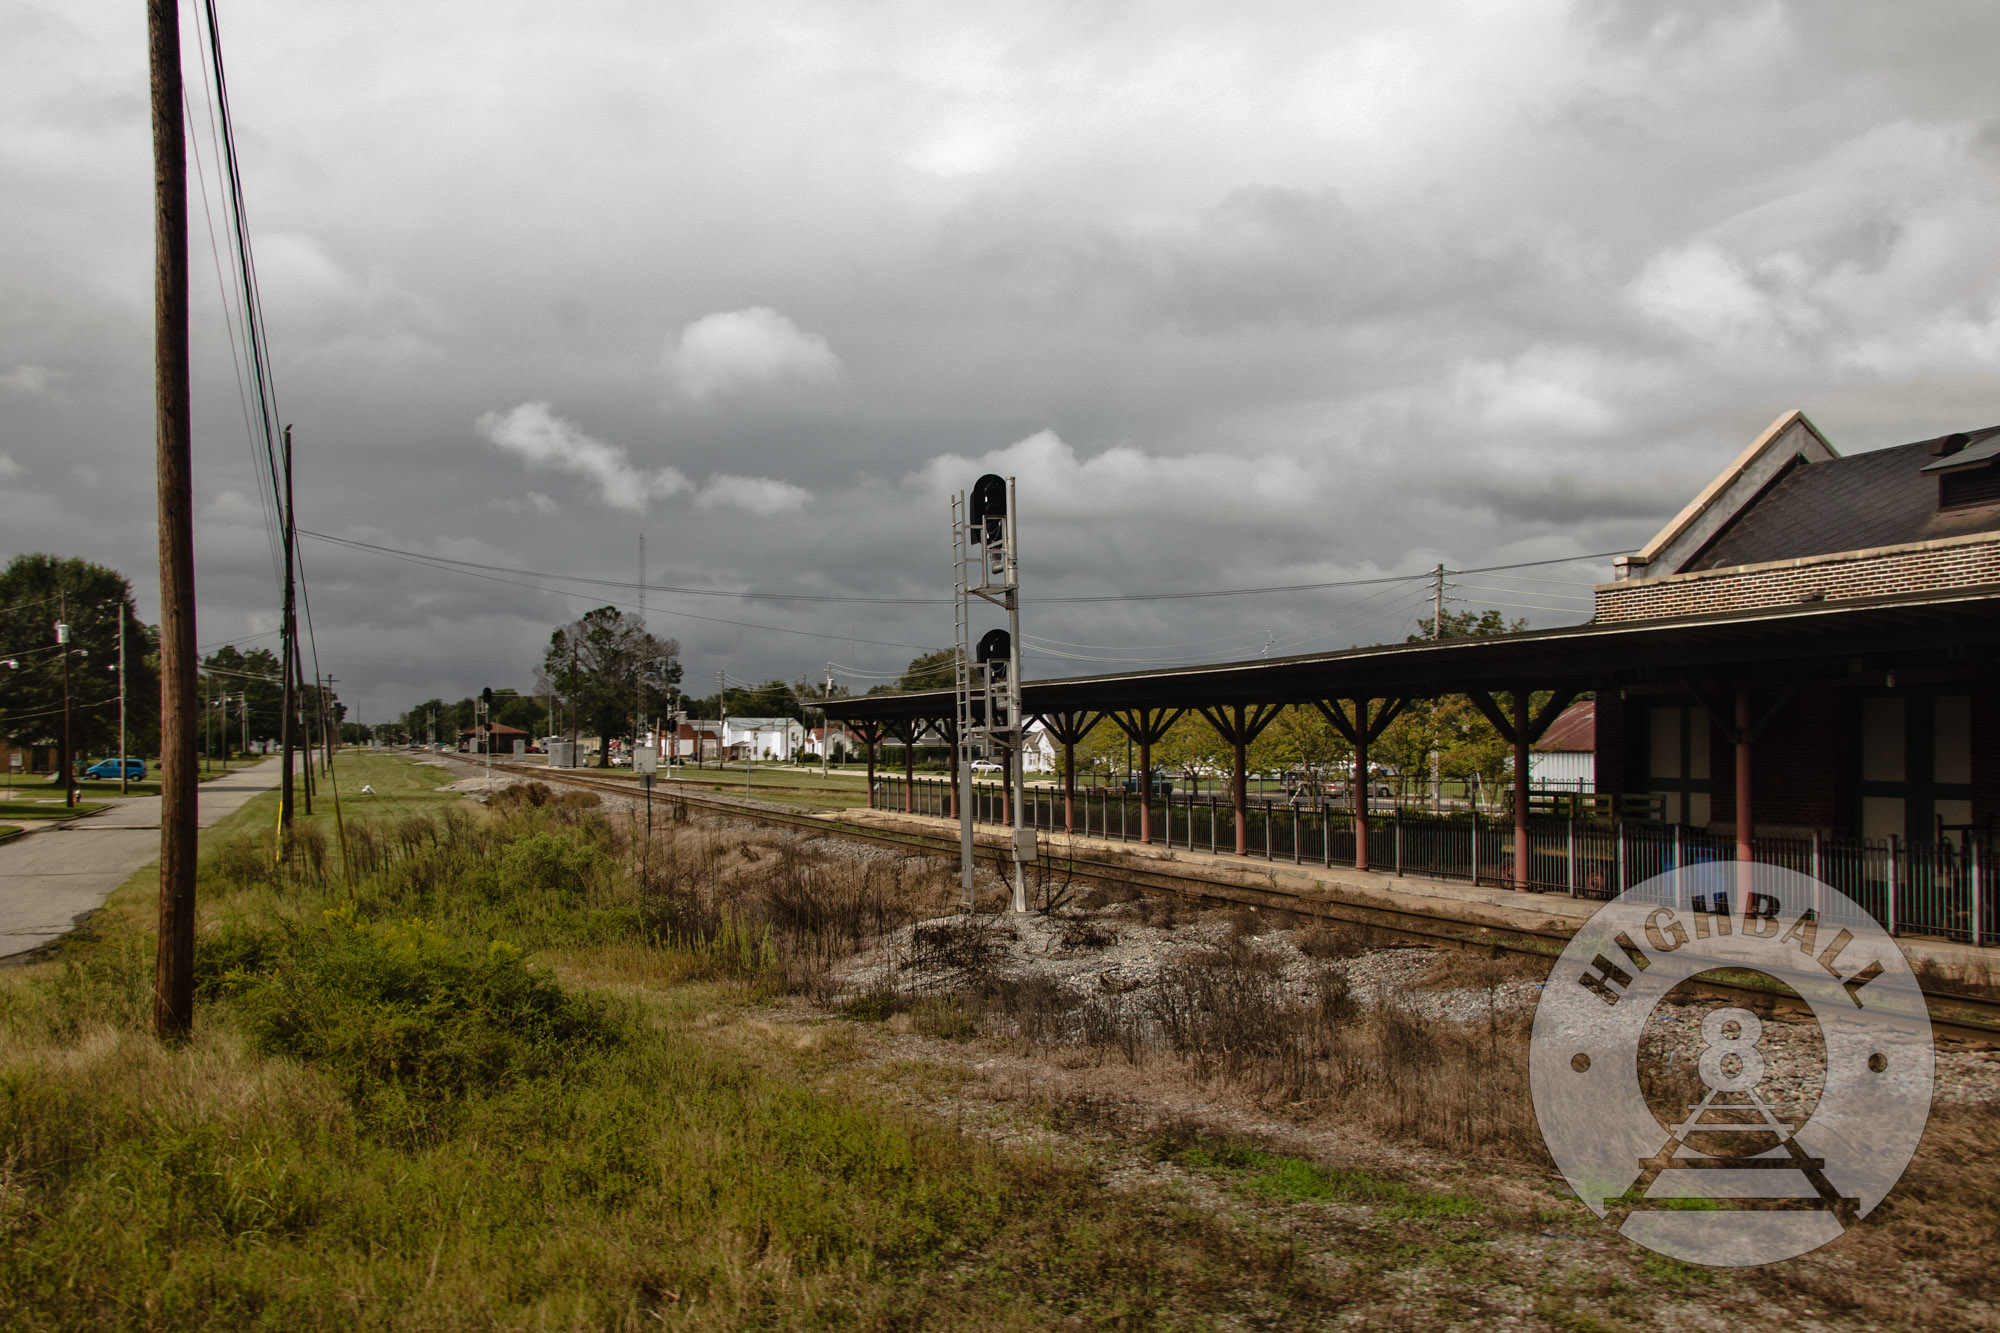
833, 805, 2000, 979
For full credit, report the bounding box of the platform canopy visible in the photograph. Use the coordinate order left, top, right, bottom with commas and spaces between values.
823, 582, 2000, 724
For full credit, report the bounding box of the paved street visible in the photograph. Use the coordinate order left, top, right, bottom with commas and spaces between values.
0, 759, 283, 964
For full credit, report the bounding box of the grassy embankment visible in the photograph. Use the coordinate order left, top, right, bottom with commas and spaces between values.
6, 749, 1995, 1329
0, 750, 1354, 1329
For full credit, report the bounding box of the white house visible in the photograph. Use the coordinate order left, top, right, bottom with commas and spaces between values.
722, 716, 808, 761
1527, 699, 1594, 791
809, 726, 858, 761
1021, 718, 1056, 773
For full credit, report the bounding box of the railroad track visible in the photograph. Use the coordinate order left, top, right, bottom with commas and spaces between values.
481, 759, 2000, 1045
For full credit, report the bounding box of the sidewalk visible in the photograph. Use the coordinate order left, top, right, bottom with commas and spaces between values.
0, 759, 283, 964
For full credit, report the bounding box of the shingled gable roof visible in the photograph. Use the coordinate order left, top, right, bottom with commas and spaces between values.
1616, 409, 1835, 580
1683, 422, 2000, 571
1617, 411, 2000, 578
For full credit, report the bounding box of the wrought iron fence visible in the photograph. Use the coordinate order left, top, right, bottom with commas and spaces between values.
871, 775, 1994, 945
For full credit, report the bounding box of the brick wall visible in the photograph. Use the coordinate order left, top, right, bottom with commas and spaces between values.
1594, 534, 2000, 623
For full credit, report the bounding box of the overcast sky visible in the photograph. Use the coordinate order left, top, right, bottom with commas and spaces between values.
5, 1, 2000, 721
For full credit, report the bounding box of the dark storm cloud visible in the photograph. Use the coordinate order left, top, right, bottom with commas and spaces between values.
6, 1, 2000, 716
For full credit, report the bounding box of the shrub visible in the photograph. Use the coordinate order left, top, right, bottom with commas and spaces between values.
214, 904, 623, 1141
495, 830, 609, 902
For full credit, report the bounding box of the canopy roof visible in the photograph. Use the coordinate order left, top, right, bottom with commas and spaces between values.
823, 583, 2000, 723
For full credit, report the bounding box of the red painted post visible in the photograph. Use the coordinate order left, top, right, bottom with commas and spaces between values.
902, 736, 915, 813
1137, 738, 1153, 843
1063, 739, 1076, 834
1512, 687, 1531, 891
1736, 679, 1754, 870
1233, 737, 1248, 856
865, 734, 878, 809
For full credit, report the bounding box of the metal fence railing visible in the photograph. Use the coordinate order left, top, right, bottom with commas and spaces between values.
871, 776, 1994, 945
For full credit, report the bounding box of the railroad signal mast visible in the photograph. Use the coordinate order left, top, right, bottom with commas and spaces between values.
953, 473, 1031, 912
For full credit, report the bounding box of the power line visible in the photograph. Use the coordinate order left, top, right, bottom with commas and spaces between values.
187, 1, 286, 591
196, 628, 283, 652
0, 590, 61, 617
300, 530, 947, 605
297, 534, 938, 652
300, 528, 1634, 609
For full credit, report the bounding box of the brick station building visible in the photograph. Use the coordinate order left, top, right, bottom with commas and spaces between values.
1596, 410, 1994, 848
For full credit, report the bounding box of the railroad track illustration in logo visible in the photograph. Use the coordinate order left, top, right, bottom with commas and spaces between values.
1531, 862, 1933, 1267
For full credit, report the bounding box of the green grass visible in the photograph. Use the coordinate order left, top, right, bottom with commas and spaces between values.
0, 752, 1352, 1329
568, 763, 874, 813
0, 799, 108, 820
1161, 1136, 1482, 1219
322, 749, 466, 810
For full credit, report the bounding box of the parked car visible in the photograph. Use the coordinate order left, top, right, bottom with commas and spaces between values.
969, 759, 1003, 774
1121, 771, 1174, 795
84, 758, 147, 781
1325, 779, 1394, 800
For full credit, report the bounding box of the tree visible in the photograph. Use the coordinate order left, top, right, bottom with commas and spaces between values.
0, 555, 160, 771
199, 645, 284, 755
402, 698, 450, 745
1378, 608, 1532, 800
790, 675, 849, 707
1413, 607, 1521, 643
894, 649, 957, 692
722, 679, 804, 723
1259, 706, 1351, 786
493, 690, 545, 734
541, 606, 681, 766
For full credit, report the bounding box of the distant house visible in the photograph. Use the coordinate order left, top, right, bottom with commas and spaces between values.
1, 741, 58, 776
809, 726, 857, 761
1528, 699, 1593, 790
1022, 719, 1056, 773
722, 717, 807, 761
458, 722, 527, 754
665, 721, 723, 761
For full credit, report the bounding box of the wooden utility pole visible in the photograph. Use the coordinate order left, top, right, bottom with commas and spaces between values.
322, 675, 337, 772
117, 604, 128, 795
296, 653, 313, 811
57, 591, 73, 808
278, 425, 296, 837
151, 0, 198, 1042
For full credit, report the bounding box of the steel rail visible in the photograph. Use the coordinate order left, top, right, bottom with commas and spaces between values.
486, 761, 2000, 1046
